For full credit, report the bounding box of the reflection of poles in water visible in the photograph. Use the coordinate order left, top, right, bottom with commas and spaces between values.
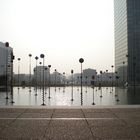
92, 86, 95, 105
63, 87, 65, 93
100, 71, 103, 98
71, 70, 74, 101
48, 65, 51, 99
91, 75, 95, 105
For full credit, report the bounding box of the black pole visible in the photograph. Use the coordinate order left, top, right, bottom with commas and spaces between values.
5, 43, 9, 100
29, 54, 32, 92
40, 54, 45, 106
11, 52, 15, 104
35, 56, 38, 96
79, 58, 84, 106
71, 70, 74, 101
48, 65, 51, 99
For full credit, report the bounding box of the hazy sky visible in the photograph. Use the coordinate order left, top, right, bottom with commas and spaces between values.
0, 0, 114, 75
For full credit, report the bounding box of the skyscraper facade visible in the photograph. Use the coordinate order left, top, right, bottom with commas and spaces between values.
114, 0, 140, 86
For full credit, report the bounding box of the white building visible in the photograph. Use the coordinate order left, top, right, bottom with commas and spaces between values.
0, 42, 14, 89
83, 68, 97, 85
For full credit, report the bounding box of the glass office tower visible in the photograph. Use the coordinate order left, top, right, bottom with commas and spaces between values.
114, 0, 140, 86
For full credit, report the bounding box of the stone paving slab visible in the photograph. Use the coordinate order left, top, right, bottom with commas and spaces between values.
0, 107, 139, 139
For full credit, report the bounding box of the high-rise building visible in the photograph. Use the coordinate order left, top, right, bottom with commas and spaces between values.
114, 0, 140, 86
0, 42, 14, 90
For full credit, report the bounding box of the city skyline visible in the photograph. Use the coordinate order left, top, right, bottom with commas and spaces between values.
0, 0, 114, 75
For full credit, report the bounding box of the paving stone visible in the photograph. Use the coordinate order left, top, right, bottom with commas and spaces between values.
87, 119, 126, 127
54, 109, 82, 113
0, 108, 26, 113
109, 108, 140, 113
0, 125, 47, 139
84, 112, 116, 118
0, 113, 21, 118
50, 120, 87, 127
113, 112, 140, 119
53, 112, 84, 118
91, 126, 138, 139
132, 125, 140, 137
11, 119, 50, 127
122, 118, 140, 126
19, 113, 52, 118
45, 125, 93, 140
82, 108, 110, 113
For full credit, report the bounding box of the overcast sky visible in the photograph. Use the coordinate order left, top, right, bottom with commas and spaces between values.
0, 0, 114, 75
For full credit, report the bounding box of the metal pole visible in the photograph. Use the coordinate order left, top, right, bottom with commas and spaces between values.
48, 65, 51, 99
5, 47, 8, 99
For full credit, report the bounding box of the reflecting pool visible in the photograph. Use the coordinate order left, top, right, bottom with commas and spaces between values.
0, 86, 140, 106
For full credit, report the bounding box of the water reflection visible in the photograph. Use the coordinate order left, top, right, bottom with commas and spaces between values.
0, 86, 140, 106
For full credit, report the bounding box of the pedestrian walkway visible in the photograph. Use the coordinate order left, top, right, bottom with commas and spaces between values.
0, 106, 140, 140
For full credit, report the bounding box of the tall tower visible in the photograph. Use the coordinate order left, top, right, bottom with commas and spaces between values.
114, 0, 140, 86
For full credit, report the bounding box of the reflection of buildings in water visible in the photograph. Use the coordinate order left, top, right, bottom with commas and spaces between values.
127, 87, 140, 104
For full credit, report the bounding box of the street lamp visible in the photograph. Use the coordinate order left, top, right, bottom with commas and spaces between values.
39, 62, 42, 89
29, 54, 32, 92
5, 42, 9, 100
79, 58, 84, 105
17, 58, 21, 89
71, 69, 74, 101
40, 54, 45, 106
10, 52, 15, 104
48, 65, 51, 99
35, 56, 39, 96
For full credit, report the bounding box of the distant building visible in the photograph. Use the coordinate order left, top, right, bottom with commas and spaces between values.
33, 66, 49, 85
14, 74, 33, 86
83, 68, 97, 85
0, 42, 14, 90
51, 71, 64, 85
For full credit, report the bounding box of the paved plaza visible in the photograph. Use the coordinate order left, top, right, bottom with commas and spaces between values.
0, 106, 140, 140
